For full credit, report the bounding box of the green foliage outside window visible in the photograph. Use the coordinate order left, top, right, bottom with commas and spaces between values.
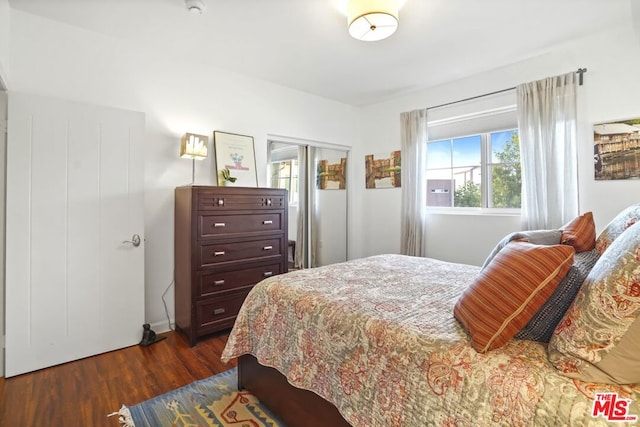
454, 181, 481, 207
453, 131, 521, 208
491, 132, 521, 208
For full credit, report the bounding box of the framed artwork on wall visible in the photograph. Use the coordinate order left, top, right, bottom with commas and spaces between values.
365, 150, 401, 189
213, 131, 258, 187
593, 118, 640, 180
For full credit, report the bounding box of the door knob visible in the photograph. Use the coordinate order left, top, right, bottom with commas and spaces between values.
123, 234, 141, 247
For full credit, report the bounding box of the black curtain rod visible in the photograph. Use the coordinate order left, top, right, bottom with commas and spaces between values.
577, 67, 587, 85
427, 68, 587, 112
427, 87, 516, 111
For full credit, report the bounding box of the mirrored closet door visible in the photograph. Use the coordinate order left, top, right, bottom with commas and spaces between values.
268, 139, 349, 269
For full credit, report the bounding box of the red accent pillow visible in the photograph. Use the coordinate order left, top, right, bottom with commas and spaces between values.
561, 212, 596, 252
454, 241, 574, 352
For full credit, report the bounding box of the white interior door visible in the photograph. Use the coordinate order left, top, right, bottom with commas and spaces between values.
5, 92, 145, 377
0, 90, 6, 378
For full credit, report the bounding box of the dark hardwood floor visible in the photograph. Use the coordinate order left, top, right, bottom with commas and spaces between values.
0, 330, 235, 426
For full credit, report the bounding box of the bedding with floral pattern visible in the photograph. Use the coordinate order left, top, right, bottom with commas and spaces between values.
595, 203, 640, 254
549, 220, 640, 385
222, 254, 640, 426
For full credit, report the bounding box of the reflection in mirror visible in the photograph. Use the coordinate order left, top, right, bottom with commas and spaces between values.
313, 147, 348, 267
268, 140, 348, 269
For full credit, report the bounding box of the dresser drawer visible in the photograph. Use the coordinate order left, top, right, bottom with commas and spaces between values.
196, 291, 249, 332
199, 237, 283, 267
199, 212, 283, 239
198, 262, 283, 297
176, 186, 287, 346
197, 191, 286, 211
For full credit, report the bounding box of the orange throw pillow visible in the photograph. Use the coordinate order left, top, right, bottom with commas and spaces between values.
561, 212, 596, 252
454, 241, 574, 352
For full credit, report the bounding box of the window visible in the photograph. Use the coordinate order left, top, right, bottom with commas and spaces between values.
489, 130, 521, 208
426, 129, 520, 209
270, 159, 299, 205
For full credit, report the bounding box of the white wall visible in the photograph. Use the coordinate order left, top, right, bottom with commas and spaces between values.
0, 0, 9, 85
8, 10, 359, 332
633, 1, 640, 44
353, 24, 640, 266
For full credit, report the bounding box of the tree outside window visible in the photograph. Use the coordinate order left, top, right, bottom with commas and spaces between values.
426, 129, 520, 209
489, 130, 521, 208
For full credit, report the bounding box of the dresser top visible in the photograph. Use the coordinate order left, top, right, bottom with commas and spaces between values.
176, 185, 286, 193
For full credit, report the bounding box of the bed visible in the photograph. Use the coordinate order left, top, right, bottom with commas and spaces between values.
221, 206, 640, 426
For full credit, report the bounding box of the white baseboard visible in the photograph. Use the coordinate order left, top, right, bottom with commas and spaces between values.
148, 319, 174, 335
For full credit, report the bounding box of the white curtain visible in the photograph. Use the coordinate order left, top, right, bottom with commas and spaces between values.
294, 145, 307, 269
517, 72, 579, 230
309, 146, 320, 267
400, 109, 428, 256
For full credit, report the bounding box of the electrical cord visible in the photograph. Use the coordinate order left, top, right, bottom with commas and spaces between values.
161, 278, 175, 331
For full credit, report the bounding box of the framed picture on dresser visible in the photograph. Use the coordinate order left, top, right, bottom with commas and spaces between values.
213, 131, 258, 187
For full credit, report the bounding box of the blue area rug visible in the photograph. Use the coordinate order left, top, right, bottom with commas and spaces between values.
109, 367, 285, 427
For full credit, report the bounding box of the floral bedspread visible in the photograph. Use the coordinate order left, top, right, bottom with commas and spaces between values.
221, 254, 640, 426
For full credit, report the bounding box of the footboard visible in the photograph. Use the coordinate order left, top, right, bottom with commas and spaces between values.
238, 354, 351, 427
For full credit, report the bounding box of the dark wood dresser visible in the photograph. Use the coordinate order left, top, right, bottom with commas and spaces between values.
174, 185, 288, 346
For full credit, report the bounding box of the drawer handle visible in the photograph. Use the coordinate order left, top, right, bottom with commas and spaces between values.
217, 199, 225, 206
263, 220, 273, 225
263, 271, 273, 278
213, 308, 226, 315
213, 280, 225, 286
263, 246, 273, 251
267, 199, 272, 206
213, 251, 225, 257
214, 223, 226, 228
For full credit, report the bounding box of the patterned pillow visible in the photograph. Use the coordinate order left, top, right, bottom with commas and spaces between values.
548, 220, 640, 385
454, 241, 574, 353
561, 212, 596, 253
595, 203, 640, 254
515, 249, 600, 343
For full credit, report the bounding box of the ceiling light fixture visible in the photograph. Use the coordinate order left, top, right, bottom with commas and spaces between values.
185, 0, 206, 15
348, 0, 399, 42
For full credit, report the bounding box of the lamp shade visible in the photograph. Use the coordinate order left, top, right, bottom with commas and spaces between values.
180, 133, 208, 159
348, 0, 399, 41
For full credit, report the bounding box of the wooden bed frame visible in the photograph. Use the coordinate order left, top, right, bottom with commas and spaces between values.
238, 354, 351, 427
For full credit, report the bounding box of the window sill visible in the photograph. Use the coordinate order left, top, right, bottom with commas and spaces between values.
425, 207, 520, 217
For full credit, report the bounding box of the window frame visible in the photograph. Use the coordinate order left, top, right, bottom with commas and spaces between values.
425, 127, 521, 215
270, 159, 299, 206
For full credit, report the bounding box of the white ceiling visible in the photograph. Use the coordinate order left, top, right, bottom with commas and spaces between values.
8, 0, 633, 106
